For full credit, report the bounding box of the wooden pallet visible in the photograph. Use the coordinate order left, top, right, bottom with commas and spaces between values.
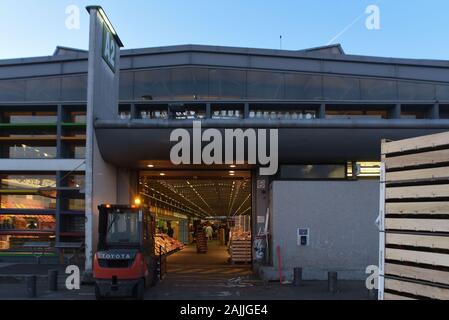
230, 239, 251, 263
380, 132, 449, 300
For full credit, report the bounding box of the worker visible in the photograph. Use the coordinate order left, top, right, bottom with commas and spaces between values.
205, 224, 213, 241
167, 222, 174, 238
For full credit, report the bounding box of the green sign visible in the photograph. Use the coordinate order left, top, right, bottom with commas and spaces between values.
101, 21, 117, 73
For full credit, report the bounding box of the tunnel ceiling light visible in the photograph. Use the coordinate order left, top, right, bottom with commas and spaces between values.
147, 164, 154, 168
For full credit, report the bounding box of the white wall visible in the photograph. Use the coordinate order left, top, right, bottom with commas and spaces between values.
264, 180, 379, 280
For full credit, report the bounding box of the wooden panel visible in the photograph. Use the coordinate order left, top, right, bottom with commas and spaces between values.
383, 292, 415, 300
385, 278, 449, 300
385, 263, 449, 286
386, 202, 449, 215
382, 133, 449, 300
386, 184, 449, 199
386, 166, 449, 183
386, 149, 449, 170
382, 131, 449, 155
386, 248, 449, 267
386, 233, 449, 250
386, 218, 449, 233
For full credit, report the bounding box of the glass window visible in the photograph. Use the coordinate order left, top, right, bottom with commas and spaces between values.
249, 105, 317, 120
66, 174, 85, 189
323, 76, 360, 100
69, 111, 86, 123
170, 104, 206, 120
61, 76, 87, 101
0, 233, 55, 251
0, 175, 55, 189
0, 79, 26, 101
2, 111, 57, 124
68, 199, 85, 211
25, 78, 61, 101
398, 81, 435, 101
106, 211, 140, 244
440, 105, 449, 119
211, 104, 244, 119
401, 105, 431, 119
6, 144, 56, 159
0, 215, 55, 231
436, 85, 449, 101
134, 69, 172, 100
247, 71, 284, 99
209, 69, 246, 100
326, 106, 389, 119
279, 164, 346, 179
347, 161, 380, 179
61, 215, 84, 233
0, 194, 57, 210
360, 79, 397, 100
171, 68, 209, 100
66, 145, 85, 159
1, 128, 57, 139
119, 72, 134, 100
285, 73, 322, 100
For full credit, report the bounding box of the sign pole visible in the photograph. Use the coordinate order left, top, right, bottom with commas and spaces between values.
84, 6, 123, 281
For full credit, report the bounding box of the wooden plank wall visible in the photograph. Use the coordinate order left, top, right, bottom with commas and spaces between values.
380, 131, 449, 300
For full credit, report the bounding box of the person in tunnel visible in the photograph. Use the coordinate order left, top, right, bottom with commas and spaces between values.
167, 221, 174, 238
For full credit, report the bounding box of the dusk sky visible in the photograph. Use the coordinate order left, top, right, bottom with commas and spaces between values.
1, 0, 449, 60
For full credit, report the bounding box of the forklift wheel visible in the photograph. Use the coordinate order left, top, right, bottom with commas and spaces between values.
134, 279, 145, 300
94, 284, 104, 300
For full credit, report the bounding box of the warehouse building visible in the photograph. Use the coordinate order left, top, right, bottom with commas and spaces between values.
1, 42, 449, 280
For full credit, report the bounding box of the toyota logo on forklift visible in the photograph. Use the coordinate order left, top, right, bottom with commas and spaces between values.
97, 253, 132, 260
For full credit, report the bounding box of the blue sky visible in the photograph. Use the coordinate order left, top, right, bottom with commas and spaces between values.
1, 0, 449, 60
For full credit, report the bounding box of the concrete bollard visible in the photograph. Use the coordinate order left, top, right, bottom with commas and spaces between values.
48, 269, 58, 291
293, 267, 302, 286
328, 271, 338, 293
26, 275, 37, 298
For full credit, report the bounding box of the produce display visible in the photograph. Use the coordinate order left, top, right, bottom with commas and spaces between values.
154, 233, 184, 255
230, 229, 251, 241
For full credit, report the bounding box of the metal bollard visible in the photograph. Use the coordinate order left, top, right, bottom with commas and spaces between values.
368, 288, 377, 300
293, 267, 302, 286
26, 275, 37, 298
328, 271, 338, 293
48, 269, 58, 291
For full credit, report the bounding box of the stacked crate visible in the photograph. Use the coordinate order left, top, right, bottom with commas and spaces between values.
379, 132, 449, 300
196, 229, 208, 253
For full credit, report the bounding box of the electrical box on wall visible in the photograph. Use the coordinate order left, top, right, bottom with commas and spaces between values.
297, 228, 310, 246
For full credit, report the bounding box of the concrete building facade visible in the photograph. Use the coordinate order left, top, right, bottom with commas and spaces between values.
1, 43, 449, 279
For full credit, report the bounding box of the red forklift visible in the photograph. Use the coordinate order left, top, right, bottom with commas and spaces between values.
93, 203, 162, 300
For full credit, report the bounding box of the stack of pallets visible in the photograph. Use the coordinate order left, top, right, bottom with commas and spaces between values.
230, 238, 251, 263
196, 231, 208, 253
380, 132, 449, 300
229, 215, 252, 263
